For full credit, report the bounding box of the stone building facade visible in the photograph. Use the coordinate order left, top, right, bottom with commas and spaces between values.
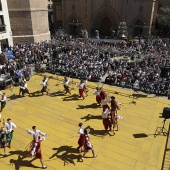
0, 0, 13, 51
7, 0, 51, 44
53, 0, 170, 37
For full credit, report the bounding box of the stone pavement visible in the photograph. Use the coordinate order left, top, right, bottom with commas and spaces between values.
0, 73, 169, 170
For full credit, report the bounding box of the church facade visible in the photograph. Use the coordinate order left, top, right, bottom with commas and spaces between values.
53, 0, 170, 37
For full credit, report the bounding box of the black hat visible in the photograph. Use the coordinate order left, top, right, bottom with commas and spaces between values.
32, 126, 36, 130
78, 123, 83, 127
111, 96, 115, 100
7, 118, 11, 121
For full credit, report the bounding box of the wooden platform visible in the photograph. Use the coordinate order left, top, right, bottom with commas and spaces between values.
0, 73, 169, 170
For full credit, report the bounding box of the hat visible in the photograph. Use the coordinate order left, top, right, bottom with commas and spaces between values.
7, 118, 11, 121
111, 96, 115, 100
78, 123, 83, 127
32, 126, 36, 130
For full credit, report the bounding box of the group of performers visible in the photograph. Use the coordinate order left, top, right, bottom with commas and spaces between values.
93, 86, 123, 134
0, 74, 124, 166
62, 76, 88, 100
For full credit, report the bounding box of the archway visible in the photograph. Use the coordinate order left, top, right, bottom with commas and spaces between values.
91, 8, 120, 38
134, 20, 144, 36
100, 17, 112, 37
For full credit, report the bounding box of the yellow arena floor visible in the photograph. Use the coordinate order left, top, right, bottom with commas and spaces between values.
0, 73, 169, 170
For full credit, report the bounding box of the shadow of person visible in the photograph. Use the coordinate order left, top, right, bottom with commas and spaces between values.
8, 150, 25, 157
49, 145, 81, 166
10, 155, 40, 170
7, 94, 18, 101
62, 94, 80, 101
85, 126, 106, 138
56, 152, 81, 166
76, 103, 100, 109
29, 90, 43, 97
50, 91, 65, 97
81, 114, 102, 122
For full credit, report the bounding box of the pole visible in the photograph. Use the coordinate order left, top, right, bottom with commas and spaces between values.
149, 0, 156, 35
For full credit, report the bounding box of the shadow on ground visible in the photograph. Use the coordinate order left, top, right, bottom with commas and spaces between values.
62, 94, 80, 101
49, 146, 81, 166
76, 103, 100, 109
85, 126, 107, 138
81, 114, 102, 122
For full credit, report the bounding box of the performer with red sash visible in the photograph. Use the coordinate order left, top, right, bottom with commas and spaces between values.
102, 108, 112, 133
100, 86, 107, 99
79, 129, 97, 162
30, 136, 47, 169
93, 87, 102, 106
110, 96, 123, 131
25, 126, 48, 158
83, 81, 88, 97
77, 123, 84, 152
77, 79, 87, 100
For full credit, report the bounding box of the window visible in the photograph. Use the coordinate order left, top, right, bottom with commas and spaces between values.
0, 0, 2, 11
0, 16, 6, 32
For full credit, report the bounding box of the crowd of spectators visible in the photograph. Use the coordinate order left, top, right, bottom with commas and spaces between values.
0, 30, 170, 96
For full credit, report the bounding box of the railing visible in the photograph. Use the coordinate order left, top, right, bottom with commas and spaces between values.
161, 123, 170, 170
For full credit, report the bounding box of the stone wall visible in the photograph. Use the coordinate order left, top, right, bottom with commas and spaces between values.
7, 0, 50, 44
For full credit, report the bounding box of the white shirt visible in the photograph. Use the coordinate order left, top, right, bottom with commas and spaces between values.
78, 83, 86, 89
93, 89, 100, 96
26, 129, 47, 140
0, 95, 6, 102
21, 83, 27, 89
102, 108, 110, 119
78, 127, 84, 134
40, 81, 47, 87
101, 98, 110, 105
3, 121, 17, 134
63, 78, 70, 86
